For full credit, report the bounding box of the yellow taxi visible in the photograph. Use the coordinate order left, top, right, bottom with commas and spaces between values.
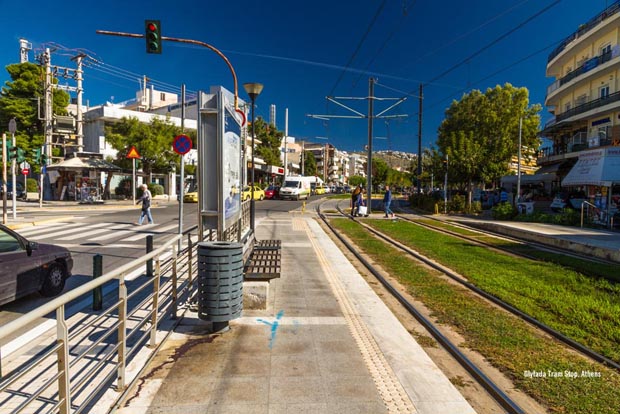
183, 191, 198, 203
242, 185, 265, 201
315, 184, 326, 195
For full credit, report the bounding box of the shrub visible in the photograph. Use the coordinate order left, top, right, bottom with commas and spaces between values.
148, 183, 164, 196
115, 178, 133, 199
491, 202, 515, 220
26, 178, 38, 192
448, 194, 466, 213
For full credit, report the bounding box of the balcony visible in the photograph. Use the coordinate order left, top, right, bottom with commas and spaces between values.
555, 90, 620, 123
547, 50, 616, 96
548, 1, 620, 63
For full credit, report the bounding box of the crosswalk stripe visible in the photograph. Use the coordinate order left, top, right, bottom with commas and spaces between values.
56, 223, 133, 240
30, 222, 111, 240
16, 222, 70, 237
122, 223, 179, 241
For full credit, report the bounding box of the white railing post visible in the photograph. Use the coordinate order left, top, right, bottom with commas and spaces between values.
56, 306, 71, 414
150, 257, 161, 348
117, 273, 127, 391
171, 244, 178, 320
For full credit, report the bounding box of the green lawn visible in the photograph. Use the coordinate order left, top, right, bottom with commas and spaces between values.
330, 218, 620, 414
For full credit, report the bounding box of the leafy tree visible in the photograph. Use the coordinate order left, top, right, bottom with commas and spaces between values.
437, 83, 541, 203
348, 175, 366, 187
303, 151, 317, 176
0, 62, 69, 171
252, 117, 283, 167
105, 116, 183, 174
371, 158, 389, 186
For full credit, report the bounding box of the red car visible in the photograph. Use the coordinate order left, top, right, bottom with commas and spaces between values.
265, 185, 280, 199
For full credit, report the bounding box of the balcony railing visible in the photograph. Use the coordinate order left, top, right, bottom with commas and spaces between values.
548, 1, 620, 62
547, 50, 616, 96
555, 90, 620, 123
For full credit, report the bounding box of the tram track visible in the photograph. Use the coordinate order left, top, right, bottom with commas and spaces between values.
317, 203, 527, 414
331, 202, 620, 373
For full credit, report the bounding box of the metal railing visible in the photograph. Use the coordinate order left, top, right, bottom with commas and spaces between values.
0, 227, 199, 414
548, 1, 620, 62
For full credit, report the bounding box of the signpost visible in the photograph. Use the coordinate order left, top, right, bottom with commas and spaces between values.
127, 146, 141, 205
173, 133, 192, 248
9, 119, 16, 220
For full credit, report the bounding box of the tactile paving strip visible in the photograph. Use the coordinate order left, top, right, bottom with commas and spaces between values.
303, 218, 417, 413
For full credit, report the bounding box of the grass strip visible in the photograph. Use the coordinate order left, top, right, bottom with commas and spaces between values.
368, 219, 620, 362
330, 218, 620, 414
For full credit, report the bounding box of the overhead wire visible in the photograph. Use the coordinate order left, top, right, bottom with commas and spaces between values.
424, 0, 562, 86
327, 0, 388, 97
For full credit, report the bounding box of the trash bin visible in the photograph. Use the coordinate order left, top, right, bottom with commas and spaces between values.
197, 241, 244, 331
517, 202, 534, 215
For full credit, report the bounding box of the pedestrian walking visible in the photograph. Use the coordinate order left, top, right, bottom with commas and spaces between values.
136, 184, 154, 225
383, 185, 395, 218
351, 184, 362, 216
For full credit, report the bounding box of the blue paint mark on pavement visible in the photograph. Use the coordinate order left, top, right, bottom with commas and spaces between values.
257, 310, 284, 349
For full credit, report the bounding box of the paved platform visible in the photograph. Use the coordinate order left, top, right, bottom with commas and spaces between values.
451, 216, 620, 263
115, 212, 475, 414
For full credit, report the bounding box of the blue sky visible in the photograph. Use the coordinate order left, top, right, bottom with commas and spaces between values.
0, 0, 613, 154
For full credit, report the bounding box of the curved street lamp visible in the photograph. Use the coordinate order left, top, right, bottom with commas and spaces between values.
243, 82, 263, 232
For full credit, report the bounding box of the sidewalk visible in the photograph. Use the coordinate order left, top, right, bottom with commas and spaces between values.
115, 211, 475, 414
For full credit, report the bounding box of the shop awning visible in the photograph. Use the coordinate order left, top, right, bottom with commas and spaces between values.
535, 162, 563, 175
46, 155, 122, 172
561, 147, 620, 187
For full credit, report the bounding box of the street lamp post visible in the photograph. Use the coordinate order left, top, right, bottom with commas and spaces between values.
243, 82, 263, 232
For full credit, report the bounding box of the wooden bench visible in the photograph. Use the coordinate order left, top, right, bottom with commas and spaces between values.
243, 239, 281, 281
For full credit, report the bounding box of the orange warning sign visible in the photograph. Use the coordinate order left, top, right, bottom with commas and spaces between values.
127, 146, 141, 159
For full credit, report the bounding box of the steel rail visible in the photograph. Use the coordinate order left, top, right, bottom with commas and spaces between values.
352, 207, 620, 372
320, 204, 525, 414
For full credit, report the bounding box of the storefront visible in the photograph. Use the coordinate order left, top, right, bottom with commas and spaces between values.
561, 147, 620, 225
45, 152, 121, 203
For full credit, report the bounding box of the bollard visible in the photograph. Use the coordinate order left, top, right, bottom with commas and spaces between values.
302, 201, 306, 213
434, 203, 439, 215
93, 254, 103, 311
146, 235, 153, 277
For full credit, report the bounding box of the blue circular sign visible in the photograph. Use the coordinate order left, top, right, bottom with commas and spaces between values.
173, 134, 192, 155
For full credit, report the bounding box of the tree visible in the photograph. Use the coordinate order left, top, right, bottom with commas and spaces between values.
303, 151, 317, 176
0, 62, 70, 171
437, 83, 541, 203
105, 116, 184, 174
348, 175, 366, 187
252, 117, 283, 167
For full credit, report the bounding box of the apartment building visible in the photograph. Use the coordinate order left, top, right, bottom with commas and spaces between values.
539, 1, 620, 201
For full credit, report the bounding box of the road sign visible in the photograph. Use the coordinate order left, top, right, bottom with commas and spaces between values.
127, 146, 141, 159
8, 119, 16, 134
21, 168, 29, 175
173, 134, 192, 155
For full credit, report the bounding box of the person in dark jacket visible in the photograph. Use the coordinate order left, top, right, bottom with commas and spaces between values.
383, 185, 394, 218
351, 184, 362, 216
136, 184, 154, 225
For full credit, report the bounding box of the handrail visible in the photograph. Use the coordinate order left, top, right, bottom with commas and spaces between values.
0, 233, 181, 340
0, 224, 200, 414
581, 200, 599, 228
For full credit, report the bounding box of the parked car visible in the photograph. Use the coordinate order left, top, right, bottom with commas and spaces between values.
183, 191, 198, 203
264, 185, 280, 199
0, 181, 25, 199
242, 185, 265, 201
0, 224, 73, 306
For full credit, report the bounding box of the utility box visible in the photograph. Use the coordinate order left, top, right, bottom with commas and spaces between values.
197, 241, 244, 331
517, 202, 535, 215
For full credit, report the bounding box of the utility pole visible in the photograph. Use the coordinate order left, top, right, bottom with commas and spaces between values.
367, 78, 375, 212
42, 48, 52, 204
517, 116, 522, 204
283, 108, 288, 182
417, 84, 423, 195
9, 119, 17, 220
307, 77, 407, 215
72, 54, 86, 152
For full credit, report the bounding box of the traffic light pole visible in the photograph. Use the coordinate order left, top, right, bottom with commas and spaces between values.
2, 133, 7, 225
95, 29, 240, 111
11, 132, 16, 220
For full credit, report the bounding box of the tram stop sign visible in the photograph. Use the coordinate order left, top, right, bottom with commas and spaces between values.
22, 168, 29, 175
173, 134, 192, 155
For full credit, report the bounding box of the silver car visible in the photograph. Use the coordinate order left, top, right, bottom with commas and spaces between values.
0, 224, 73, 306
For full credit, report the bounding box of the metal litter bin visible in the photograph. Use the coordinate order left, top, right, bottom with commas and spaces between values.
197, 241, 244, 331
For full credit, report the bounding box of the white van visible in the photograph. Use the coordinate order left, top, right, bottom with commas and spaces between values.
279, 176, 314, 200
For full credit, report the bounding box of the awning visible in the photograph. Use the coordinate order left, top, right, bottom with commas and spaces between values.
561, 147, 620, 187
535, 162, 563, 175
46, 156, 122, 172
